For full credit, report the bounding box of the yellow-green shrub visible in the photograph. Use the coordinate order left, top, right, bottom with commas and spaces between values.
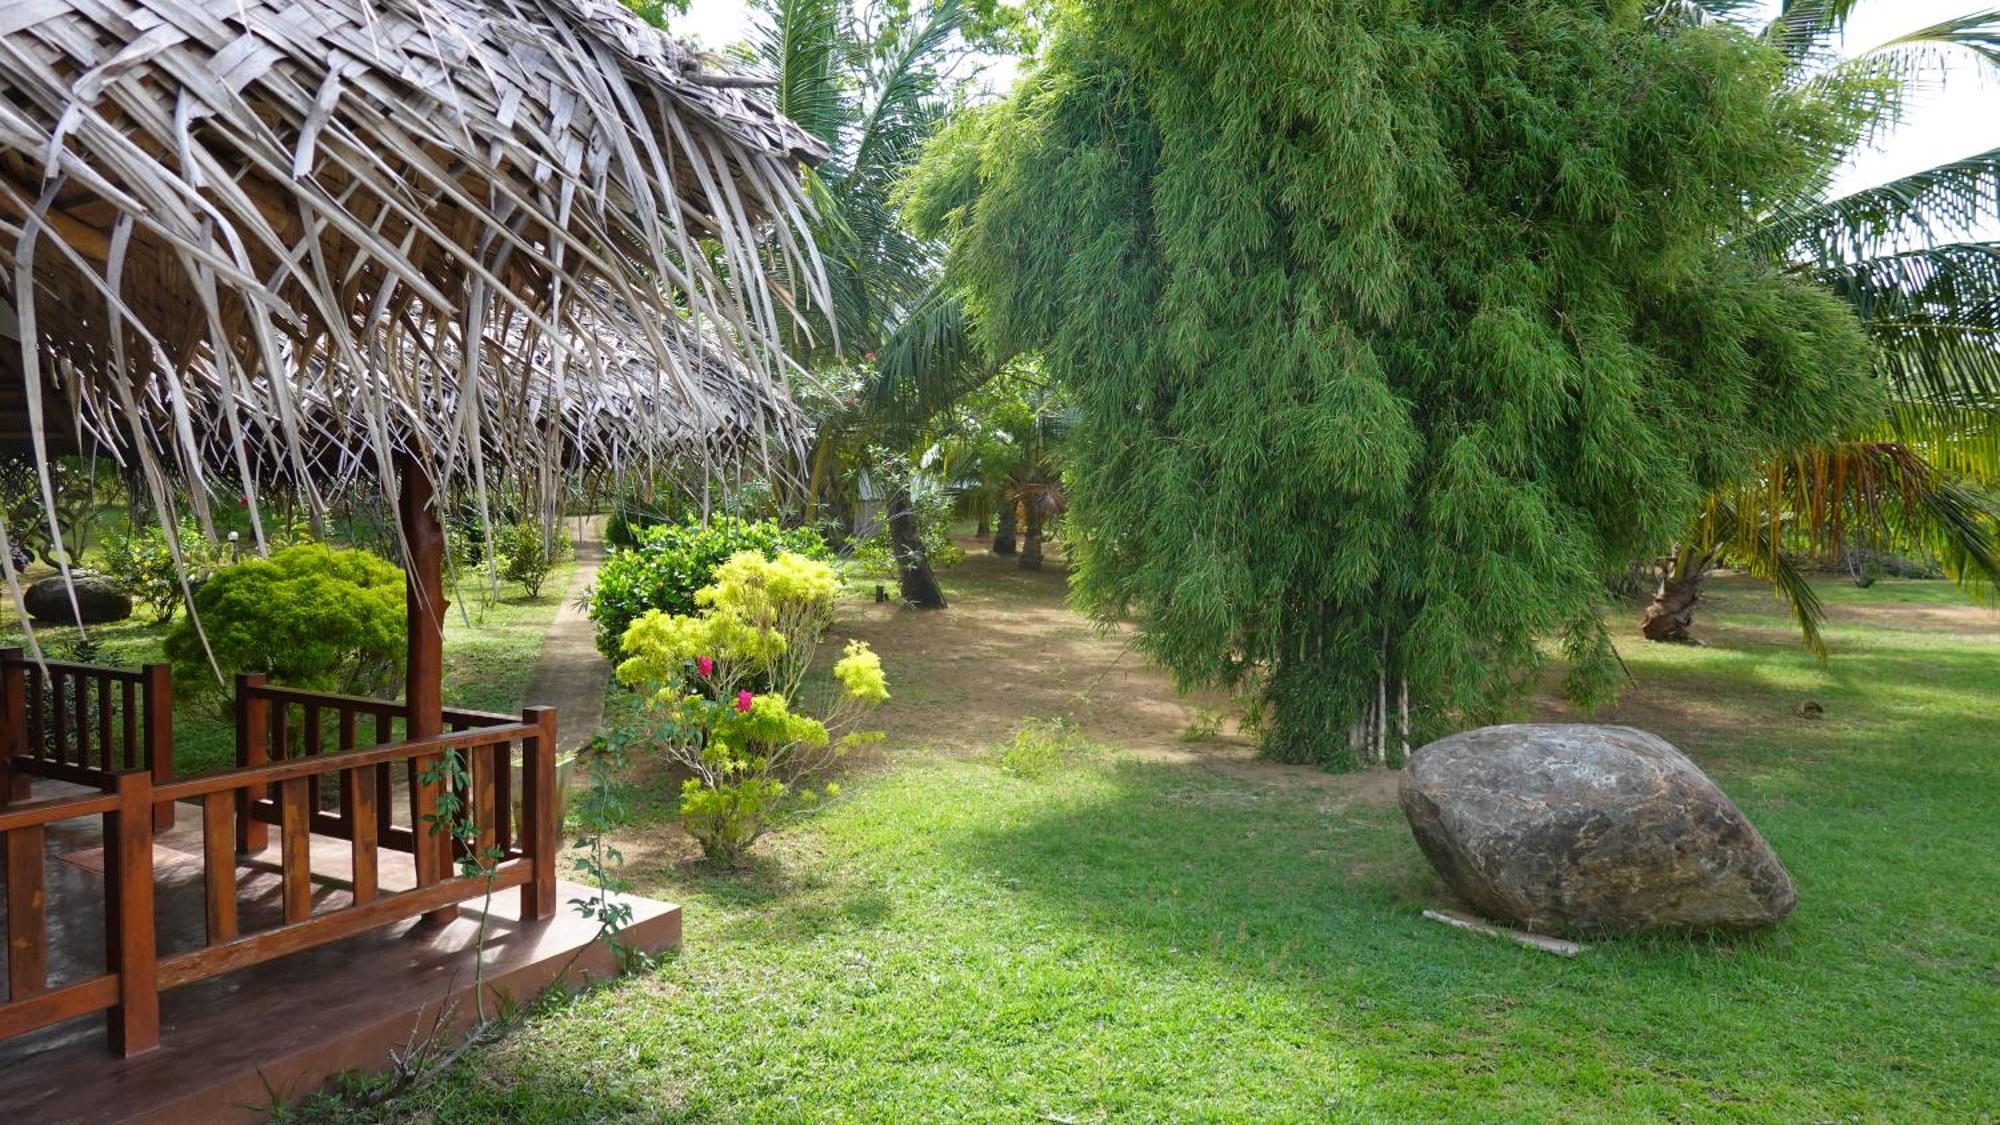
616, 551, 887, 861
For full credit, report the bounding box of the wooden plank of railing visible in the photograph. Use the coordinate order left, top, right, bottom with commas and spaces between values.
156, 724, 535, 803
120, 679, 136, 771
27, 666, 44, 763
410, 751, 442, 890
14, 758, 117, 789
494, 739, 513, 857
0, 649, 23, 802
280, 777, 312, 925
15, 657, 147, 680
201, 792, 237, 944
0, 791, 120, 831
143, 665, 172, 830
156, 862, 532, 990
270, 699, 290, 770
4, 824, 46, 1000
104, 770, 158, 1057
346, 764, 378, 904
235, 674, 269, 854
373, 708, 395, 843
72, 673, 89, 771
0, 976, 119, 1041
236, 682, 511, 731
303, 701, 323, 818
96, 675, 113, 773
51, 672, 67, 765
471, 742, 497, 866
521, 707, 557, 921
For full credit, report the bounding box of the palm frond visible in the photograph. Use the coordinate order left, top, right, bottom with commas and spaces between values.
1812, 241, 2000, 413
1754, 147, 2000, 264
754, 0, 850, 152
866, 284, 1000, 435
1762, 0, 1868, 65
1716, 441, 2000, 613
1646, 0, 1771, 29
1858, 8, 2000, 75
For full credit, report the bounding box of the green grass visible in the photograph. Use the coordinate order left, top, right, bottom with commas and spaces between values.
2, 563, 571, 776
323, 573, 1995, 1122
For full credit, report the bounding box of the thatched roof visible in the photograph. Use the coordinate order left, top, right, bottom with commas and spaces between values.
0, 0, 831, 530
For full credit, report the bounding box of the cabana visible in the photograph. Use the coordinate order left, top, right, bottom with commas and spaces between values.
0, 0, 825, 1107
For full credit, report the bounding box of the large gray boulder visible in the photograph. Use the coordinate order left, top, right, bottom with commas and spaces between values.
1399, 724, 1796, 935
24, 573, 133, 626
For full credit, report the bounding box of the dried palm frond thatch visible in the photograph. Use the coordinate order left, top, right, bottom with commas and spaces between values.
0, 0, 832, 559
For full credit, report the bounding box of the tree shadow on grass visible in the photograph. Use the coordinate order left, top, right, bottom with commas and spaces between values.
928, 752, 1974, 1113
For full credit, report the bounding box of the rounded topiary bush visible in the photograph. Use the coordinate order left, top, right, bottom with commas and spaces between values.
165, 543, 406, 695
587, 516, 829, 661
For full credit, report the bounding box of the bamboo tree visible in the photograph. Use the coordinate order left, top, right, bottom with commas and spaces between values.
909, 0, 1880, 765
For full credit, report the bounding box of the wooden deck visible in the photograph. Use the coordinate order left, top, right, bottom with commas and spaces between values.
0, 796, 679, 1123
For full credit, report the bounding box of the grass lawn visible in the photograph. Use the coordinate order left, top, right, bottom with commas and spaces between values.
319, 558, 1995, 1122
2, 562, 572, 776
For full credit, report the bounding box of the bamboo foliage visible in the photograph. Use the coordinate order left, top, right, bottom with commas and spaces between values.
915, 2, 1883, 764
0, 0, 832, 552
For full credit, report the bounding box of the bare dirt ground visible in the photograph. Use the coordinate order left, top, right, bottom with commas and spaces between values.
836, 541, 1402, 804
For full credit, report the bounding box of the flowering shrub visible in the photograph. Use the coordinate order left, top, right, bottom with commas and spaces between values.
101, 519, 227, 623
616, 550, 887, 861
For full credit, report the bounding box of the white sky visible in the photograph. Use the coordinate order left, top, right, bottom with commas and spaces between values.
673, 0, 2000, 198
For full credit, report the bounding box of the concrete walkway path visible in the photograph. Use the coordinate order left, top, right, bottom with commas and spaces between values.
522, 514, 611, 752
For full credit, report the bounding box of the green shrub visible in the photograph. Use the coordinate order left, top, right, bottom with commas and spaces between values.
587, 516, 828, 661
164, 543, 405, 695
498, 521, 572, 598
101, 519, 227, 623
605, 497, 675, 550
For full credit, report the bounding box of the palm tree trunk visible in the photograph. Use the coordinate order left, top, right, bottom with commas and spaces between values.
992, 495, 1017, 555
888, 483, 947, 608
1641, 545, 1721, 643
1020, 498, 1043, 571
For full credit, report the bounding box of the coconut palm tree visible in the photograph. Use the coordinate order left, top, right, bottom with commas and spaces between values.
1642, 1, 2000, 651
738, 0, 993, 607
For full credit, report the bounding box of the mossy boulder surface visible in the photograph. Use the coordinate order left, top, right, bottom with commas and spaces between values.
25, 573, 132, 625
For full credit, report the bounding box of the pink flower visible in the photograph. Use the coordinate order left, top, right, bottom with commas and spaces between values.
736, 690, 754, 713
697, 656, 714, 678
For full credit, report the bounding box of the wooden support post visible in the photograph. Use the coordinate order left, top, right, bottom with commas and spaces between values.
143, 664, 173, 830
399, 455, 456, 927
520, 706, 558, 922
235, 674, 269, 854
105, 771, 160, 1056
1, 649, 26, 803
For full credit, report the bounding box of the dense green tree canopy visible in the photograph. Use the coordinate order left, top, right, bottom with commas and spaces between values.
908, 0, 1882, 764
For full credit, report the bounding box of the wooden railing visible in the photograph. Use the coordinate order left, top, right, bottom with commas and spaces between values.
231, 677, 521, 893
152, 708, 560, 992
0, 649, 172, 829
0, 772, 159, 1056
0, 680, 560, 1057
